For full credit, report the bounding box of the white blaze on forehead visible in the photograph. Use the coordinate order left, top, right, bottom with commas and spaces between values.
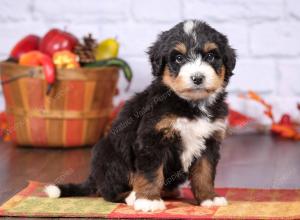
183, 20, 197, 41
179, 57, 216, 88
183, 20, 195, 35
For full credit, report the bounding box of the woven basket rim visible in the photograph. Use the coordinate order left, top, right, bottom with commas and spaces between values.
0, 61, 119, 81
0, 61, 118, 71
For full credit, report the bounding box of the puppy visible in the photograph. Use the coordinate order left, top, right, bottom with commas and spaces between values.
45, 20, 236, 212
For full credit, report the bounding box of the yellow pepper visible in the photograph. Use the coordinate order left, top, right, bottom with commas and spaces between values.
53, 50, 80, 69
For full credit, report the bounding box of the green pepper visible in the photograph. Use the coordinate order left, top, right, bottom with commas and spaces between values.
85, 58, 133, 90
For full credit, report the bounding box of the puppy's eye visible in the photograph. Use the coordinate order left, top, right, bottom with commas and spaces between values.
205, 53, 215, 62
175, 54, 184, 64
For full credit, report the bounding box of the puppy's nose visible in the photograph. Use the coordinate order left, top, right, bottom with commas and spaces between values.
191, 75, 205, 85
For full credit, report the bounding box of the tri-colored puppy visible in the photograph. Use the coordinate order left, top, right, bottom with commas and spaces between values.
45, 20, 236, 212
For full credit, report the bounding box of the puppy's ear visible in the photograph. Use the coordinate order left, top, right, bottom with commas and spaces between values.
224, 45, 236, 77
148, 38, 165, 76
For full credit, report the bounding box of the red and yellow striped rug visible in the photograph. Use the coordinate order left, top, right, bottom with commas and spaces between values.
1, 181, 300, 219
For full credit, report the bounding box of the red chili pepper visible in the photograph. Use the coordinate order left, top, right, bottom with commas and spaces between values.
19, 51, 56, 93
39, 54, 55, 84
10, 35, 40, 59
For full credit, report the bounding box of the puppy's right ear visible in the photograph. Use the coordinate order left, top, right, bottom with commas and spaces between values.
147, 38, 165, 76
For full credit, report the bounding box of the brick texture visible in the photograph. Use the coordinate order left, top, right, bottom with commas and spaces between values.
0, 0, 299, 117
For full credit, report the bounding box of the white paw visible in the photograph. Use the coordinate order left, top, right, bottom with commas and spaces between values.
213, 196, 228, 206
44, 185, 61, 198
125, 191, 136, 206
201, 199, 214, 207
134, 198, 166, 212
201, 197, 228, 207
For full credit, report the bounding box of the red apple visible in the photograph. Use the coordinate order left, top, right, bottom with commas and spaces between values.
10, 34, 40, 59
39, 28, 78, 57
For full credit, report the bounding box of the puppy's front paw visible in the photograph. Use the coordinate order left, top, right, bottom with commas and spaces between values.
134, 198, 166, 212
201, 196, 228, 207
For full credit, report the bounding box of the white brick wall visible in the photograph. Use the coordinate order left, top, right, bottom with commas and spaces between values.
0, 0, 299, 120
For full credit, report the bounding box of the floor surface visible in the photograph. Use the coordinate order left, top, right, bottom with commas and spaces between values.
0, 134, 299, 219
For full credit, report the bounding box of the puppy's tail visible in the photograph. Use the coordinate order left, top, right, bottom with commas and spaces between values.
44, 177, 96, 198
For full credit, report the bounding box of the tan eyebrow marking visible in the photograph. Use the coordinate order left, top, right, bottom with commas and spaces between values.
203, 42, 218, 53
175, 43, 187, 54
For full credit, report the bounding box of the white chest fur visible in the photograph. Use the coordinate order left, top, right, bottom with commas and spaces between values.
173, 118, 226, 172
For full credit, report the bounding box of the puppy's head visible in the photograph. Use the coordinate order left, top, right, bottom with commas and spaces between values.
148, 20, 236, 101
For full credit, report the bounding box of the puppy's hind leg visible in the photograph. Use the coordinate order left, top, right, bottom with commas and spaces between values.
96, 157, 132, 203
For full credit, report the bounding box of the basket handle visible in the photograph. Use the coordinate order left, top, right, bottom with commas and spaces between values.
1, 69, 36, 85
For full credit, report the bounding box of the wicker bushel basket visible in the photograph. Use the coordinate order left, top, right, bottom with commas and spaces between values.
0, 62, 119, 148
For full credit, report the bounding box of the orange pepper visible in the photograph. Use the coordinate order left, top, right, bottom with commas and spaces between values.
19, 50, 42, 66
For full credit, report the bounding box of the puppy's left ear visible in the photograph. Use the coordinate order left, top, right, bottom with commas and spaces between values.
224, 45, 236, 77
147, 38, 165, 76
